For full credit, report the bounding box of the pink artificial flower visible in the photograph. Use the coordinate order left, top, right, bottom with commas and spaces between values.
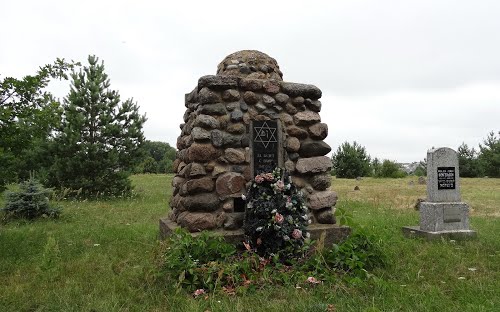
255, 175, 264, 183
193, 289, 206, 297
276, 180, 285, 191
264, 173, 274, 181
292, 229, 302, 239
274, 213, 284, 224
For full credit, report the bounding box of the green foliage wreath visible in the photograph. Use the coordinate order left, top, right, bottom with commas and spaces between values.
243, 168, 310, 259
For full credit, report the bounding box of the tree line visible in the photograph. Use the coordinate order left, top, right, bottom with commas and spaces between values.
331, 134, 500, 179
1, 56, 175, 197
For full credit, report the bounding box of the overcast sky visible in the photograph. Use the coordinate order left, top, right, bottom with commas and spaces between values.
1, 0, 499, 162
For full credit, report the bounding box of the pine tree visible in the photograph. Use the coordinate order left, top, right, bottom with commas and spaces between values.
49, 55, 146, 197
331, 141, 371, 178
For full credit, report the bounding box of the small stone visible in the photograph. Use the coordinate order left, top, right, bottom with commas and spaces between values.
255, 103, 266, 112
240, 101, 248, 111
285, 160, 295, 172
198, 87, 220, 104
288, 152, 299, 161
262, 95, 276, 107
279, 112, 294, 126
243, 91, 259, 104
305, 99, 321, 112
310, 173, 332, 191
299, 140, 332, 157
191, 127, 211, 141
172, 159, 182, 173
226, 64, 238, 70
226, 123, 246, 134
308, 123, 328, 140
172, 176, 185, 189
199, 103, 226, 115
286, 137, 300, 152
188, 143, 221, 162
274, 93, 289, 105
281, 82, 322, 100
273, 105, 283, 112
418, 176, 426, 185
287, 126, 308, 139
294, 111, 321, 126
224, 148, 246, 164
296, 156, 332, 174
308, 191, 338, 210
262, 109, 279, 119
354, 186, 360, 191
315, 207, 336, 224
198, 75, 238, 90
292, 96, 305, 106
185, 87, 198, 104
211, 164, 229, 177
216, 172, 246, 197
263, 80, 280, 94
291, 176, 308, 188
222, 89, 241, 102
240, 78, 263, 91
285, 103, 298, 114
176, 161, 187, 173
177, 212, 219, 232
182, 193, 220, 212
194, 114, 219, 129
176, 149, 188, 162
241, 135, 250, 147
226, 102, 239, 111
222, 199, 234, 212
223, 212, 245, 230
259, 65, 269, 73
230, 110, 243, 122
181, 177, 214, 195
187, 163, 206, 177
247, 72, 266, 79
239, 64, 251, 74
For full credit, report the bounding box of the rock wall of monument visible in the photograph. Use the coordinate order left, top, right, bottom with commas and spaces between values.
170, 75, 337, 232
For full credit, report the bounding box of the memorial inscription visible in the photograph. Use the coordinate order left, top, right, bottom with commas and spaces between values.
437, 167, 456, 190
251, 120, 279, 176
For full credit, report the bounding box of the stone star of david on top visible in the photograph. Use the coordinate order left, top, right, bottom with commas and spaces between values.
253, 121, 278, 148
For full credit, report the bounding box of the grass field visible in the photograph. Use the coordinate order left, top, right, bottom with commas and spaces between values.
1, 175, 499, 311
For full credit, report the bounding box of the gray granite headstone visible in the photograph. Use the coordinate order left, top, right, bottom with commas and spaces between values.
403, 147, 476, 240
426, 147, 460, 202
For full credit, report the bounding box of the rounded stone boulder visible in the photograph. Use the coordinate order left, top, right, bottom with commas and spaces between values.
308, 190, 338, 210
298, 140, 332, 157
177, 211, 222, 232
217, 50, 283, 81
296, 156, 332, 174
216, 172, 246, 197
187, 143, 221, 162
182, 192, 220, 212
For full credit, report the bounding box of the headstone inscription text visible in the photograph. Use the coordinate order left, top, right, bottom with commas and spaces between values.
252, 120, 279, 175
437, 167, 455, 190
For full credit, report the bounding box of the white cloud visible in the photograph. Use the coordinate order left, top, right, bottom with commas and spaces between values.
1, 0, 499, 162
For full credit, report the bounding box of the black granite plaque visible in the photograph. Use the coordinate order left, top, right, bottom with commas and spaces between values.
251, 120, 279, 176
437, 167, 456, 190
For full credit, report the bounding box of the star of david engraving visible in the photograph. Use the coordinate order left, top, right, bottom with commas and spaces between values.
253, 121, 278, 148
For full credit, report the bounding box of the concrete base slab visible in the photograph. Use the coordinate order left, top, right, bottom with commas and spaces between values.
402, 226, 477, 240
160, 218, 351, 246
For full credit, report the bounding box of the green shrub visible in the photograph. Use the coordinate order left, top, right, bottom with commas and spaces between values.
2, 178, 61, 220
155, 228, 386, 293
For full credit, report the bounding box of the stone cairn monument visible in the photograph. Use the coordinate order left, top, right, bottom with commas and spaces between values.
403, 147, 477, 239
160, 50, 350, 243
